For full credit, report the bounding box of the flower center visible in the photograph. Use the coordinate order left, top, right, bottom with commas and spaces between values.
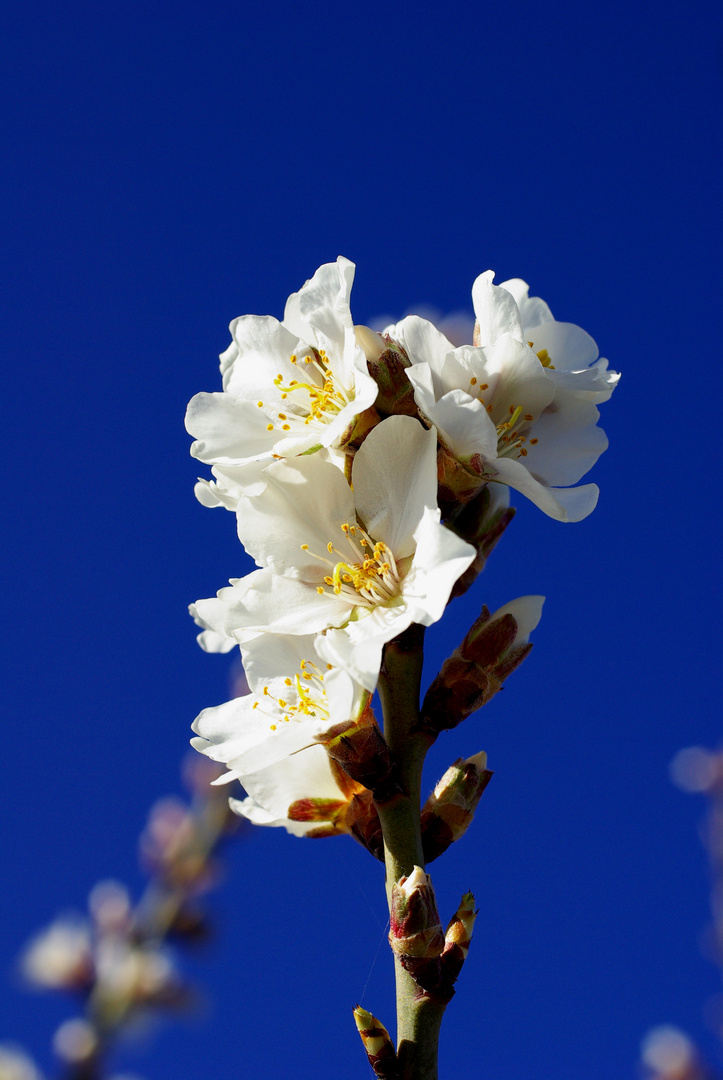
495, 405, 539, 460
252, 659, 333, 732
256, 349, 352, 436
301, 523, 403, 608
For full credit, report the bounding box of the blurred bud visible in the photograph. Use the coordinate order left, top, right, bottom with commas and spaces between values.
640, 1025, 703, 1079
389, 868, 445, 960
20, 918, 93, 992
89, 881, 132, 935
421, 597, 543, 735
52, 1019, 98, 1065
421, 754, 493, 863
139, 797, 219, 891
0, 1045, 44, 1080
353, 1006, 400, 1079
670, 748, 723, 794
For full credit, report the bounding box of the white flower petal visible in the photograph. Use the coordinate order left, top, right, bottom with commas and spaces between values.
489, 458, 600, 522
471, 270, 524, 345
282, 257, 355, 356
235, 457, 356, 581
352, 416, 438, 558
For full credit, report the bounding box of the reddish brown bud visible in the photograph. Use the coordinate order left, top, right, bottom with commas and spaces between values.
421, 602, 537, 735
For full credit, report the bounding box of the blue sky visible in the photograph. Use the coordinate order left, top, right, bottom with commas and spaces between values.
1, 1, 721, 1077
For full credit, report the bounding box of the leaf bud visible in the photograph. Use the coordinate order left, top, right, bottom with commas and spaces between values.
421, 755, 494, 863
353, 1005, 400, 1079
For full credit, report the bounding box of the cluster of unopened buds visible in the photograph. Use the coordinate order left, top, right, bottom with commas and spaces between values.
185, 256, 618, 1074
12, 758, 238, 1080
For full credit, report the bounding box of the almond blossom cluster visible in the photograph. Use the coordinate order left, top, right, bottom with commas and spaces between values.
186, 257, 618, 1076
188, 257, 616, 832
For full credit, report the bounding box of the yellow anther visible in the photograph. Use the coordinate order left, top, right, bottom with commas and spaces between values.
289, 354, 297, 362
326, 663, 333, 670
282, 424, 290, 430
278, 413, 287, 420
301, 544, 309, 550
524, 413, 534, 421
278, 699, 287, 708
270, 724, 277, 731
284, 678, 292, 686
536, 348, 554, 369
317, 586, 324, 593
470, 376, 477, 385
266, 423, 274, 431
529, 438, 539, 445
480, 382, 489, 391
257, 401, 263, 407
327, 542, 334, 553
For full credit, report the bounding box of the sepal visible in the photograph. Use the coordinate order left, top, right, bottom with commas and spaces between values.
315, 705, 401, 802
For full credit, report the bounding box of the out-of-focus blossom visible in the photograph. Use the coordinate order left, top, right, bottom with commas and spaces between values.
0, 1045, 44, 1080
186, 257, 378, 508
52, 1019, 98, 1066
195, 417, 474, 691
20, 917, 93, 991
641, 1025, 703, 1079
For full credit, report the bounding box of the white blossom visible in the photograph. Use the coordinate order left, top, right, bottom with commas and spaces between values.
385, 272, 618, 522
191, 633, 368, 776
194, 416, 475, 690
186, 258, 378, 507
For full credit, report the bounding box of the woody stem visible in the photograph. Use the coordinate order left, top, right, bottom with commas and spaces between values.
376, 624, 446, 1080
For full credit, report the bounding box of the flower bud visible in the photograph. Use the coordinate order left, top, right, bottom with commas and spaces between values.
353, 1006, 400, 1079
421, 755, 494, 863
421, 597, 543, 735
360, 332, 418, 417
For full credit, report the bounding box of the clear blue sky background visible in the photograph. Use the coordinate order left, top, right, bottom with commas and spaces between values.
2, 1, 721, 1077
